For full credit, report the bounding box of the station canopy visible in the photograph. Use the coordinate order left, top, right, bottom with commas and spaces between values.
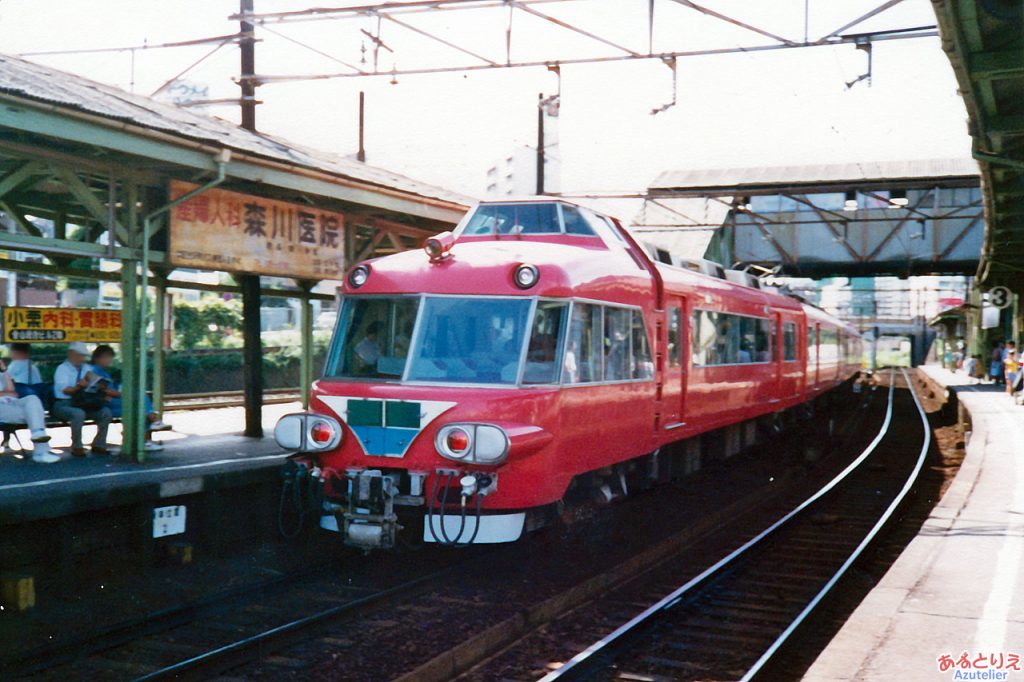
933, 1, 1024, 293
0, 52, 472, 266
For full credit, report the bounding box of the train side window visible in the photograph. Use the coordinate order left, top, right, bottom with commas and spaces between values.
819, 328, 839, 363
783, 322, 798, 361
564, 303, 602, 383
691, 310, 771, 366
523, 301, 568, 384
630, 310, 654, 379
691, 310, 721, 366
603, 307, 631, 381
808, 325, 819, 365
561, 204, 597, 236
667, 307, 682, 368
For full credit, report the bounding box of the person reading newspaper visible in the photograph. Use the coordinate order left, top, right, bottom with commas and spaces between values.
52, 342, 113, 457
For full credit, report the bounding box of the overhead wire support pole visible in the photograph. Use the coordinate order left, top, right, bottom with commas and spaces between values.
239, 0, 264, 439
536, 92, 545, 195
136, 159, 229, 461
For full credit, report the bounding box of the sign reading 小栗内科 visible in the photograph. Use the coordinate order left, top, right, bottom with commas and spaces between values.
2, 307, 122, 343
168, 180, 346, 279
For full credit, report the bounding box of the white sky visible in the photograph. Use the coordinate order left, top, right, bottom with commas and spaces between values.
0, 0, 972, 210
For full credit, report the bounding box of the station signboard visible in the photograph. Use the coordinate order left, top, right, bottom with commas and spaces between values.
2, 307, 122, 343
168, 181, 346, 280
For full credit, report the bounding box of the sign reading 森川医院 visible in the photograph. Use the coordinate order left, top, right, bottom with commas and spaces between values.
2, 307, 122, 343
168, 181, 346, 279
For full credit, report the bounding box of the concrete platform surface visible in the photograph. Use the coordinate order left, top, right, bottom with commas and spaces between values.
806, 366, 1024, 681
0, 402, 299, 523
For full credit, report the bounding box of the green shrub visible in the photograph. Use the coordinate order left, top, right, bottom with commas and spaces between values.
173, 298, 243, 348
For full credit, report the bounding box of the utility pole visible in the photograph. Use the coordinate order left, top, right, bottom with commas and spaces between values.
239, 0, 263, 438
536, 92, 545, 195
357, 91, 366, 162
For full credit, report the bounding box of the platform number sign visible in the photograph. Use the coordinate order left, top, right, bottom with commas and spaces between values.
152, 505, 186, 538
989, 286, 1012, 310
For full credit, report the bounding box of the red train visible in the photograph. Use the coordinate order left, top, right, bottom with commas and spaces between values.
275, 199, 862, 549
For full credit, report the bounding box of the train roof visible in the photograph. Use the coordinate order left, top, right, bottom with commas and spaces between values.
347, 197, 860, 336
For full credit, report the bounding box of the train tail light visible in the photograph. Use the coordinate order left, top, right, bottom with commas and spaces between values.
435, 424, 510, 465
275, 413, 343, 452
424, 231, 456, 261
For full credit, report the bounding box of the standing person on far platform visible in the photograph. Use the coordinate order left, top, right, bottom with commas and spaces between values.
52, 341, 113, 457
991, 342, 1005, 385
1004, 341, 1019, 396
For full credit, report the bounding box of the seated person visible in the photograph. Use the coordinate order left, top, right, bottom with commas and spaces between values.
52, 342, 113, 457
353, 322, 382, 374
91, 345, 170, 452
0, 359, 57, 463
7, 342, 51, 406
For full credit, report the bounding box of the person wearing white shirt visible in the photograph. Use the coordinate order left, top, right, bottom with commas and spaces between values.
0, 361, 57, 463
7, 343, 43, 385
52, 341, 112, 457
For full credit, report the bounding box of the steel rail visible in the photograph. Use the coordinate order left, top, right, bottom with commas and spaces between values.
540, 368, 899, 681
128, 553, 493, 682
737, 367, 930, 679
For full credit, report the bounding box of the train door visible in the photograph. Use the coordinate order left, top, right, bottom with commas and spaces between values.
661, 299, 686, 429
778, 314, 801, 399
810, 323, 820, 388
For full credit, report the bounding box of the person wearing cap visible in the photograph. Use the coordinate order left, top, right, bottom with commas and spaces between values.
52, 341, 113, 457
0, 358, 57, 463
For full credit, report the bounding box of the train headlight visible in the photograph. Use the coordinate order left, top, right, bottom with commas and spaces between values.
435, 424, 510, 465
513, 263, 539, 289
348, 264, 370, 288
424, 230, 456, 261
275, 413, 343, 452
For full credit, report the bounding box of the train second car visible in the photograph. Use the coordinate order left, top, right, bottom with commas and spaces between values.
274, 199, 862, 549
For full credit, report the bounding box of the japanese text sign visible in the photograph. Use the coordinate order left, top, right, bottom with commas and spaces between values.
2, 307, 122, 343
168, 180, 346, 279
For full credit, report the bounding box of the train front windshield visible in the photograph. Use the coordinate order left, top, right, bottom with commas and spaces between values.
326, 296, 567, 385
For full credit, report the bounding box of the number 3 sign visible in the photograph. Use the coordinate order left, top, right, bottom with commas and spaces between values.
989, 286, 1012, 309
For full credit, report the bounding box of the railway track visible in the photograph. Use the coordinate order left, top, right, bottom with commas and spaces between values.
162, 387, 300, 411
10, 377, 889, 682
14, 548, 492, 682
531, 368, 929, 681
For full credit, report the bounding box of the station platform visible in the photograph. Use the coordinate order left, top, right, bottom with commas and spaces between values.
807, 366, 1024, 681
0, 402, 298, 524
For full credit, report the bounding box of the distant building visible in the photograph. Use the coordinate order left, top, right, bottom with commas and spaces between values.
485, 99, 561, 197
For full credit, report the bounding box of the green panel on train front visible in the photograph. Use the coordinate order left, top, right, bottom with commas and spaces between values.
347, 399, 383, 426
386, 401, 421, 428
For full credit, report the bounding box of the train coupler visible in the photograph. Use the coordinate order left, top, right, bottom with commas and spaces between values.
341, 469, 401, 550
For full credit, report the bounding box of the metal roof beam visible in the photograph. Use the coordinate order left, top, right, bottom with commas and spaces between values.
0, 200, 43, 237
667, 0, 796, 46
969, 48, 1024, 80
379, 12, 500, 65
0, 160, 45, 200
52, 165, 129, 245
816, 0, 905, 43
987, 114, 1024, 137
512, 2, 643, 56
